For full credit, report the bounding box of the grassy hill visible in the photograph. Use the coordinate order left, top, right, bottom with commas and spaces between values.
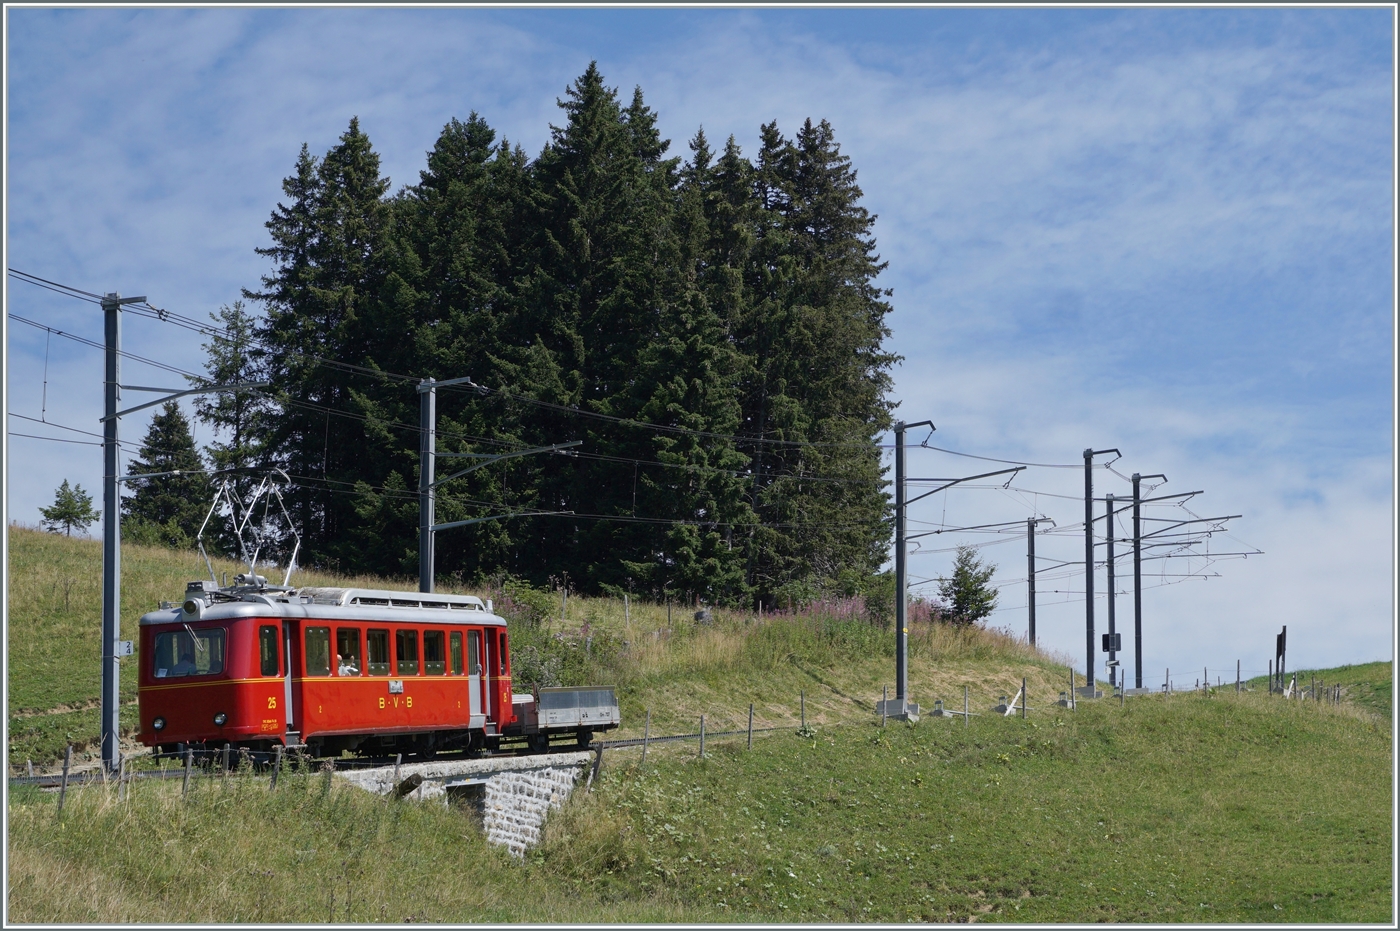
6, 524, 1074, 767
6, 525, 1394, 922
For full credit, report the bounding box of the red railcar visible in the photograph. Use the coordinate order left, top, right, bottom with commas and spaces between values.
139, 579, 544, 759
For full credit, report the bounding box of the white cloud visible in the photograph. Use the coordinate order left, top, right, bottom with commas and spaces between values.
6, 9, 1391, 673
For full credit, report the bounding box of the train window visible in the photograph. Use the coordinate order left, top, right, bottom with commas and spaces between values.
467, 631, 481, 676
395, 629, 419, 676
258, 626, 279, 677
499, 632, 510, 675
366, 629, 390, 676
336, 628, 361, 676
304, 627, 331, 676
450, 631, 463, 675
153, 628, 225, 678
423, 630, 446, 675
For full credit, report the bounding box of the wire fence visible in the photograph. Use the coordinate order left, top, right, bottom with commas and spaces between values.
12, 667, 1356, 809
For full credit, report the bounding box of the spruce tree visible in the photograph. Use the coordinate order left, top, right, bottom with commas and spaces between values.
247, 118, 391, 569
122, 402, 209, 548
734, 119, 897, 603
504, 64, 689, 591
192, 300, 269, 478
40, 480, 98, 537
233, 81, 899, 603
939, 545, 998, 627
361, 114, 533, 581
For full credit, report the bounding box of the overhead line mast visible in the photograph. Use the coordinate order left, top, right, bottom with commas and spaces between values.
1082, 447, 1119, 696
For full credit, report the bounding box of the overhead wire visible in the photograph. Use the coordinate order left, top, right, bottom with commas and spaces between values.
9, 268, 1252, 564
10, 268, 1108, 463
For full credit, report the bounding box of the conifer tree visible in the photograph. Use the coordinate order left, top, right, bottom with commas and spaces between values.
235, 81, 898, 602
247, 118, 391, 568
189, 300, 270, 556
123, 402, 209, 548
40, 480, 98, 537
505, 64, 690, 590
735, 119, 896, 601
192, 300, 269, 478
939, 545, 998, 627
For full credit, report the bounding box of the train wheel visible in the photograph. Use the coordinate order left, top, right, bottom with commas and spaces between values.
527, 734, 550, 754
576, 728, 593, 749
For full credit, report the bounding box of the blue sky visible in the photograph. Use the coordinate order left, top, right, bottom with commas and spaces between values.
4, 7, 1394, 685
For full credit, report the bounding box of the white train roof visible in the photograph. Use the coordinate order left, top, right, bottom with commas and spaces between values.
140, 585, 504, 626
297, 587, 489, 611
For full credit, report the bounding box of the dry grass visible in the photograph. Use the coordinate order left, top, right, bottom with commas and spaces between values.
6, 523, 1082, 767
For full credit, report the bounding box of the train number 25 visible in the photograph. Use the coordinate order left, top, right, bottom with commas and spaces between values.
267, 696, 277, 709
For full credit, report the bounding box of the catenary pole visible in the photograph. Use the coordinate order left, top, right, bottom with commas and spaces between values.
100, 292, 145, 774
1131, 472, 1165, 691
102, 294, 123, 774
892, 419, 934, 708
1105, 494, 1117, 689
1025, 516, 1053, 647
418, 378, 436, 593
895, 421, 907, 702
1082, 447, 1119, 696
1133, 473, 1142, 689
1083, 449, 1094, 693
1027, 518, 1036, 646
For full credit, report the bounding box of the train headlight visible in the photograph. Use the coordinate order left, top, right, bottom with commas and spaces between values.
213, 712, 227, 726
183, 598, 203, 619
152, 717, 166, 731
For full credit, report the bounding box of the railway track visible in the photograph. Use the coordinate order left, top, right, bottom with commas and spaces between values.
11, 723, 794, 789
8, 746, 578, 789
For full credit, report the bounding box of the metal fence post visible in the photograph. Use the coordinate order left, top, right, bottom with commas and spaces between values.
963, 685, 969, 728
588, 747, 603, 790
56, 745, 72, 818
183, 748, 193, 798
747, 703, 754, 750
882, 686, 888, 727
1021, 678, 1027, 719
270, 745, 283, 791
801, 690, 806, 730
699, 715, 706, 759
1236, 660, 1241, 694
641, 709, 651, 765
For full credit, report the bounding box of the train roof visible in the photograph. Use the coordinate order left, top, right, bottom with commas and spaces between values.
297, 587, 489, 612
140, 584, 505, 627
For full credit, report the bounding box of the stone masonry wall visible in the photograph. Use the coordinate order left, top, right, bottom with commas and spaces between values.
482, 764, 584, 857
336, 751, 592, 857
